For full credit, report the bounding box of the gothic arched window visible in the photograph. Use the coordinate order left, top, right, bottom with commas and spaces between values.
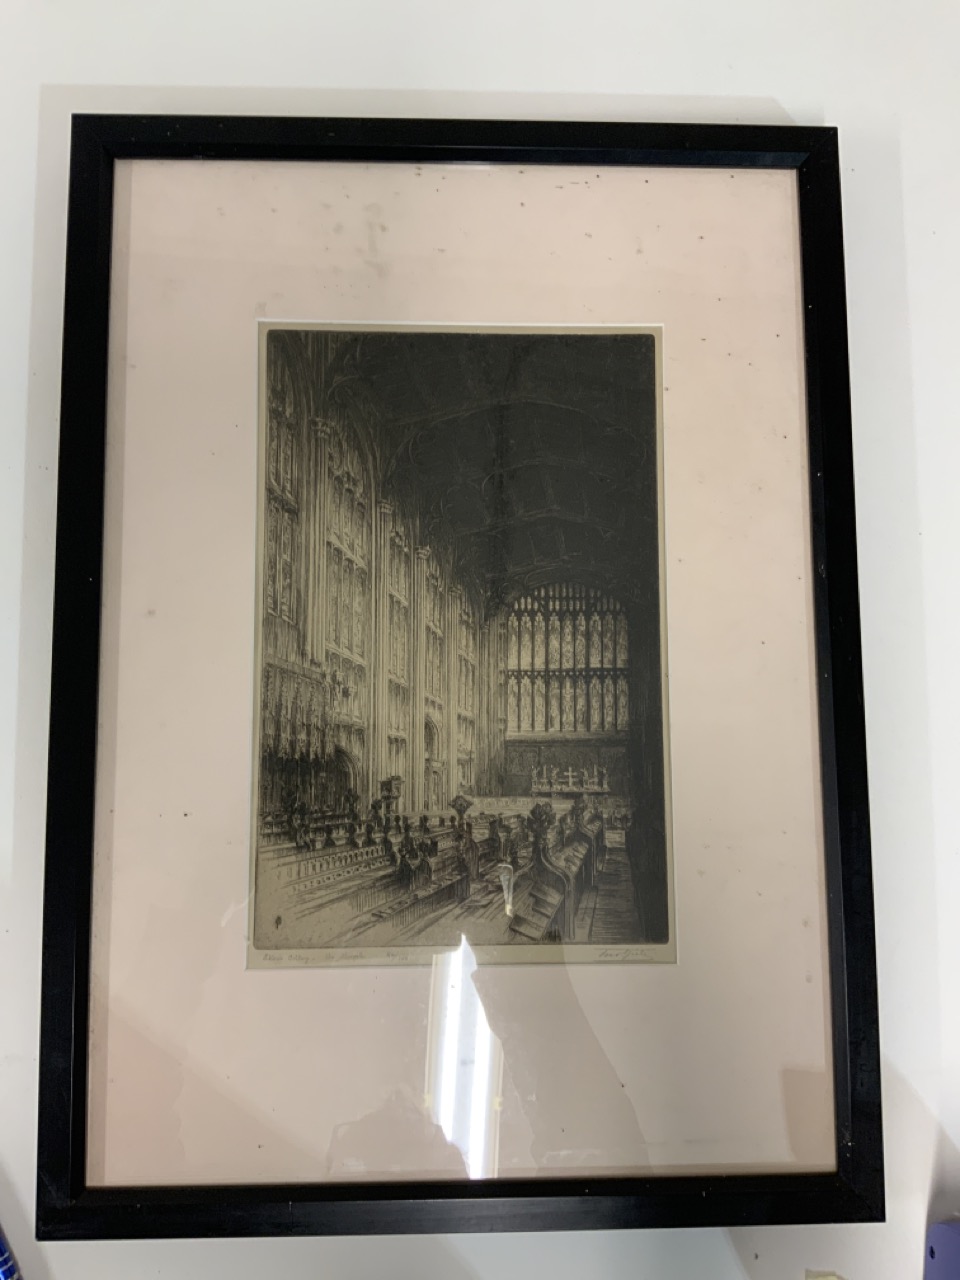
386, 511, 410, 785
457, 593, 478, 789
265, 354, 299, 624
324, 418, 371, 748
424, 551, 445, 709
506, 585, 629, 735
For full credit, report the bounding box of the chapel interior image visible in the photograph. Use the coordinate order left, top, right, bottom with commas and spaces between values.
253, 328, 670, 954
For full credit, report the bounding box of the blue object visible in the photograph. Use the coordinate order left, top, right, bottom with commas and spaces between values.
926, 1222, 960, 1279
0, 1225, 20, 1280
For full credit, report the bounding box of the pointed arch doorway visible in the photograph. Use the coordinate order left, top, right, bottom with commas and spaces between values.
423, 718, 446, 814
323, 746, 358, 816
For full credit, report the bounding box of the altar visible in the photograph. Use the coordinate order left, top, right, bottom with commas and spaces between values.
530, 764, 610, 797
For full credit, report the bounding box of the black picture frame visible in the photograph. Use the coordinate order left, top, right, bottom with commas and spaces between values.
36, 114, 883, 1240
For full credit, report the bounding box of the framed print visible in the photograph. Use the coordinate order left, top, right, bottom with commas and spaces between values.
36, 115, 883, 1239
250, 321, 671, 970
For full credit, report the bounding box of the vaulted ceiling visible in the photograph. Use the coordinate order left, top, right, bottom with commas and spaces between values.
284, 328, 660, 611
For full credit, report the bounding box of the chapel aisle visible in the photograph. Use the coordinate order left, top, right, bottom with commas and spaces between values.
587, 835, 642, 944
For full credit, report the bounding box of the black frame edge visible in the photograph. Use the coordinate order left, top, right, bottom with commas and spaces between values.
36, 115, 883, 1240
37, 115, 116, 1231
37, 1171, 880, 1242
796, 129, 884, 1222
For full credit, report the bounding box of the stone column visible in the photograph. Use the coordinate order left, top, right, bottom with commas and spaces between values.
444, 586, 461, 806
489, 618, 507, 794
476, 621, 490, 794
300, 419, 317, 664
409, 546, 430, 814
310, 419, 331, 664
369, 500, 392, 805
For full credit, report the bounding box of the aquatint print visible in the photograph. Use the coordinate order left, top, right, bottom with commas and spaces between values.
250, 327, 672, 965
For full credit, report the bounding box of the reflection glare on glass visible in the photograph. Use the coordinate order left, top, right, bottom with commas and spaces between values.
497, 862, 515, 916
426, 935, 503, 1178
